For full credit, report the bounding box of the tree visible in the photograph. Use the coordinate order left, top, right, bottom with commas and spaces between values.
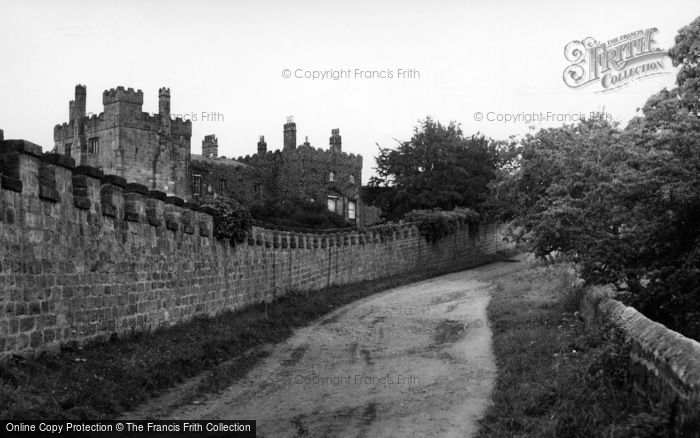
367, 117, 503, 220
487, 15, 700, 339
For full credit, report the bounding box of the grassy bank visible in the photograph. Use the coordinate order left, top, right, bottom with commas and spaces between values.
0, 256, 507, 420
477, 261, 672, 438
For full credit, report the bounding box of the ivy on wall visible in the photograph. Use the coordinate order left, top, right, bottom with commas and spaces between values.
405, 207, 481, 243
200, 197, 253, 245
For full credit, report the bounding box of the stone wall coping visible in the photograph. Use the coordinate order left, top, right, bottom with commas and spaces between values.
582, 286, 700, 420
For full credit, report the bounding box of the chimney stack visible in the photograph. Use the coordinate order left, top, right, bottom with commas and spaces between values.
202, 134, 218, 158
257, 135, 267, 154
283, 116, 296, 150
329, 128, 341, 152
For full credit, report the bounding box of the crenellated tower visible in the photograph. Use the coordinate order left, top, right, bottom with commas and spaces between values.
54, 84, 191, 198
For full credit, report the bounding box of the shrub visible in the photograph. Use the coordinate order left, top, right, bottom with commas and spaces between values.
199, 197, 253, 245
404, 207, 481, 243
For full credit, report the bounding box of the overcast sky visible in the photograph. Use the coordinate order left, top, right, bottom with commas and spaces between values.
1, 0, 699, 182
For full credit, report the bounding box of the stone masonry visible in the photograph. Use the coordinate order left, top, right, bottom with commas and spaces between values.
0, 138, 508, 356
54, 85, 192, 198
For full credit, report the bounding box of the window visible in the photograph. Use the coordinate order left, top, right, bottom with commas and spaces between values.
218, 179, 227, 197
192, 175, 202, 196
348, 200, 356, 220
328, 171, 335, 182
349, 174, 356, 184
64, 143, 72, 157
327, 196, 338, 213
88, 137, 99, 154
254, 183, 262, 196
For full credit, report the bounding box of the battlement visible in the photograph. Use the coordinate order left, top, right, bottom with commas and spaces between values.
102, 86, 144, 105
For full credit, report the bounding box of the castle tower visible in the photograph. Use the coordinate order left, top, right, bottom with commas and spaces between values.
283, 116, 296, 150
102, 86, 144, 118
329, 128, 342, 153
257, 135, 267, 154
202, 134, 218, 158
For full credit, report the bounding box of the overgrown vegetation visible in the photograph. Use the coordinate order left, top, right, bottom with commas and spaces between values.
486, 16, 700, 340
199, 196, 253, 244
478, 262, 672, 437
365, 118, 512, 221
0, 265, 485, 420
404, 207, 481, 243
250, 197, 352, 230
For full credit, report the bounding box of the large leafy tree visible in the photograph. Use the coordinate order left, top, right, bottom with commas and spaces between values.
366, 118, 504, 220
488, 16, 700, 339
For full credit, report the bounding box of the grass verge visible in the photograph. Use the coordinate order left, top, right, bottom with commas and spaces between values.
0, 254, 508, 420
477, 261, 673, 438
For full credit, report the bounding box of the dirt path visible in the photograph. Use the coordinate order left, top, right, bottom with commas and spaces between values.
132, 258, 526, 437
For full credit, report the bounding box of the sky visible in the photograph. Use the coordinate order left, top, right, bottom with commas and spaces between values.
1, 0, 699, 182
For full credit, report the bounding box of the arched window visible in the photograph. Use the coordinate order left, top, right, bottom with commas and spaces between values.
329, 171, 335, 182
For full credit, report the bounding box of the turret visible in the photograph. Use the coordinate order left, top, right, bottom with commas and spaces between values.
283, 116, 296, 150
74, 85, 87, 120
159, 87, 171, 119
257, 135, 267, 154
159, 87, 171, 134
329, 128, 341, 153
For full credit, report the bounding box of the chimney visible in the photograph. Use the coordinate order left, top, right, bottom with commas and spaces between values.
303, 136, 310, 147
202, 134, 218, 158
0, 128, 4, 141
257, 135, 267, 154
329, 128, 341, 152
283, 116, 296, 150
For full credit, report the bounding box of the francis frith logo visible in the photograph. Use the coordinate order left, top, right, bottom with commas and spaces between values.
563, 28, 670, 92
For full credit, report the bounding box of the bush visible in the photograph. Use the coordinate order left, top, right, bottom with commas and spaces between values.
404, 207, 481, 243
199, 197, 253, 245
250, 197, 352, 230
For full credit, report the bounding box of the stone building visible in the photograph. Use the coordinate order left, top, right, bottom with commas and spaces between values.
54, 85, 364, 224
54, 85, 191, 197
191, 118, 363, 224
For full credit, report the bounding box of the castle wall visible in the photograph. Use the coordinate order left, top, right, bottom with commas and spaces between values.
0, 139, 508, 356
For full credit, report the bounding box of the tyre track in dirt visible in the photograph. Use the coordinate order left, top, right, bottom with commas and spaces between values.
130, 258, 527, 437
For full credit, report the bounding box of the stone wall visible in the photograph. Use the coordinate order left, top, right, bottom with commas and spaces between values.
0, 139, 508, 357
581, 286, 700, 434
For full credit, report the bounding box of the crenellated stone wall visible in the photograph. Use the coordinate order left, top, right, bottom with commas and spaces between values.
0, 139, 509, 357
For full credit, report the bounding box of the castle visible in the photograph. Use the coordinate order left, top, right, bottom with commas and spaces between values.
54, 85, 365, 224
